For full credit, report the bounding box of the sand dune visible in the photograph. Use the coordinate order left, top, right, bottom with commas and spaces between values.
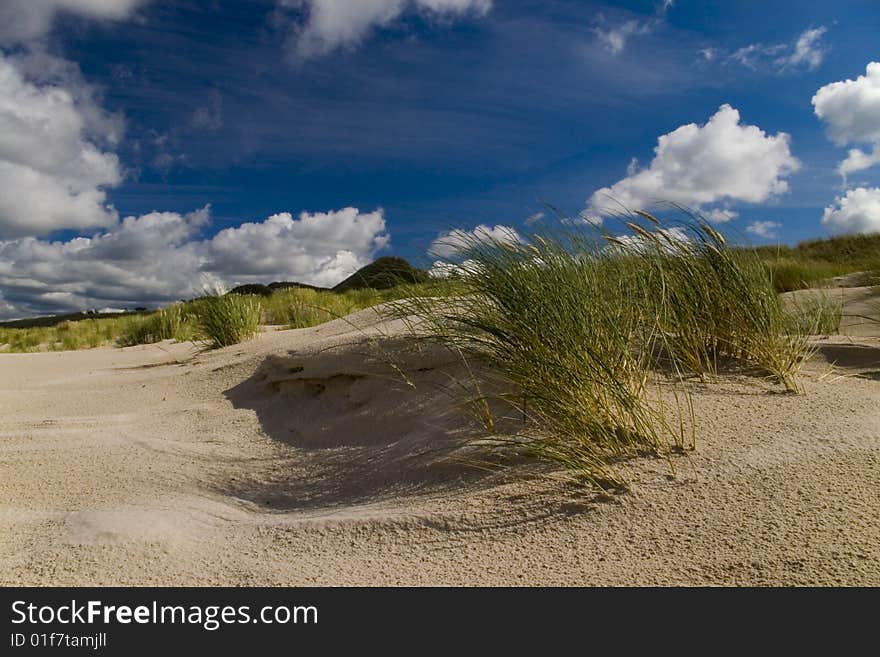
1, 306, 878, 585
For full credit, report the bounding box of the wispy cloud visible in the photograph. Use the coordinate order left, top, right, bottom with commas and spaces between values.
745, 220, 781, 239
593, 1, 673, 56
191, 90, 223, 131
724, 26, 828, 73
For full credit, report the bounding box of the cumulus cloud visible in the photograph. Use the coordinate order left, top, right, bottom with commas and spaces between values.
745, 220, 781, 239
587, 104, 800, 219
813, 62, 880, 181
813, 63, 880, 144
821, 187, 880, 235
0, 0, 145, 45
0, 51, 123, 238
728, 27, 827, 73
280, 0, 492, 60
0, 207, 210, 318
428, 224, 523, 259
428, 259, 480, 279
0, 206, 391, 319
206, 207, 390, 287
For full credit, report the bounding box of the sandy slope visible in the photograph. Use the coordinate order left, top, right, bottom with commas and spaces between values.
0, 306, 878, 586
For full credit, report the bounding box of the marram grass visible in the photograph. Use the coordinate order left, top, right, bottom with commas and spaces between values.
117, 304, 196, 347
392, 211, 816, 489
194, 294, 262, 349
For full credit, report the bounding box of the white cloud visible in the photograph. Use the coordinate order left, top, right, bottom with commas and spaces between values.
813, 62, 880, 181
608, 225, 691, 254
745, 220, 781, 239
428, 224, 522, 259
0, 52, 122, 238
0, 0, 145, 45
594, 20, 647, 56
700, 48, 716, 62
281, 0, 492, 60
838, 146, 880, 181
704, 208, 738, 223
813, 63, 880, 144
428, 258, 480, 278
780, 27, 827, 71
0, 207, 211, 318
206, 207, 390, 287
593, 1, 672, 56
727, 27, 827, 73
587, 104, 800, 218
821, 187, 880, 235
0, 206, 391, 319
523, 211, 545, 226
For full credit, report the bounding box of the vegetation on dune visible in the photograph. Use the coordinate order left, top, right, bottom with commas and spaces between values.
624, 217, 812, 391
116, 304, 196, 347
0, 217, 874, 490
0, 315, 145, 352
755, 232, 880, 292
193, 294, 262, 348
0, 285, 417, 353
1, 227, 874, 360
392, 211, 820, 489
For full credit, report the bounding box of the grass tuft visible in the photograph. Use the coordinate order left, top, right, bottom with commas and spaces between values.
117, 304, 195, 346
195, 294, 262, 348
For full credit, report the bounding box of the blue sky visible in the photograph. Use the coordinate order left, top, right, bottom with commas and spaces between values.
0, 0, 879, 317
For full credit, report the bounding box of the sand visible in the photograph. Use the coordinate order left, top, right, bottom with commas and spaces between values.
1, 301, 878, 586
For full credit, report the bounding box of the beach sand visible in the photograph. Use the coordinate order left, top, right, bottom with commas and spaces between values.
1, 300, 878, 586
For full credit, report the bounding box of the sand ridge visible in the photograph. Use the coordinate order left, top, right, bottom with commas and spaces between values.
1, 306, 878, 585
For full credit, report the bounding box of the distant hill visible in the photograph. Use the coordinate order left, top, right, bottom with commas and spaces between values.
331, 257, 429, 292
228, 281, 330, 296
0, 309, 149, 329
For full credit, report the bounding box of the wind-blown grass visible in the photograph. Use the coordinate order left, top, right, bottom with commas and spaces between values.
619, 213, 811, 391
392, 223, 693, 489
392, 211, 814, 488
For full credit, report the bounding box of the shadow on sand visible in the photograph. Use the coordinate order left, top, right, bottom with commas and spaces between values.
218, 339, 587, 519
814, 342, 880, 371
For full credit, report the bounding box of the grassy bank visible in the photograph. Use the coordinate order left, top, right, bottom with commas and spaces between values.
755, 232, 880, 292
